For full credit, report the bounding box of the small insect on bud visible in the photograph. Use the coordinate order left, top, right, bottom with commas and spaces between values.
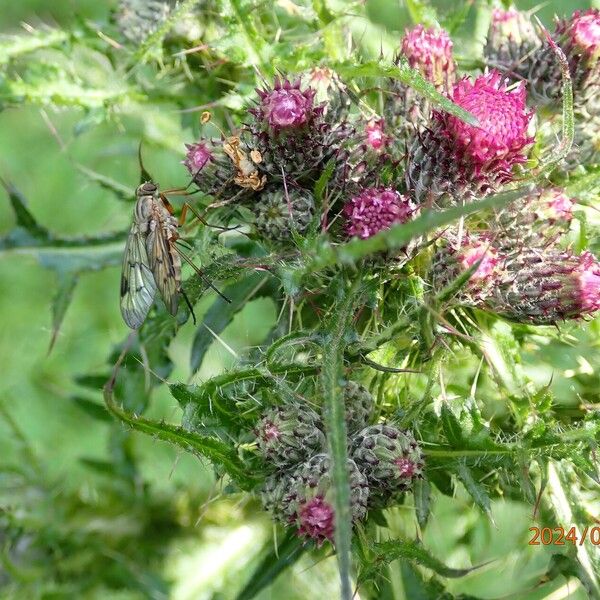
254, 404, 325, 470
281, 454, 369, 544
352, 424, 424, 508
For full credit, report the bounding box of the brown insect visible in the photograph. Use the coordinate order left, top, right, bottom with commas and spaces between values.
223, 135, 266, 191
120, 172, 229, 329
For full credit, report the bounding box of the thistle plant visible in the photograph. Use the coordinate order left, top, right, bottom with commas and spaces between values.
2, 2, 600, 600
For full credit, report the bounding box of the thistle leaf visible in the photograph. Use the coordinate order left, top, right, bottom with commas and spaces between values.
236, 532, 306, 600
357, 539, 489, 586
190, 273, 273, 373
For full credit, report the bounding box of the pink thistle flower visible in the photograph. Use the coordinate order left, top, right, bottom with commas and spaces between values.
182, 141, 213, 175
441, 71, 534, 175
365, 118, 387, 151
538, 188, 575, 222
490, 250, 600, 323
568, 9, 600, 58
401, 24, 455, 90
297, 496, 335, 543
457, 239, 502, 282
576, 251, 600, 313
254, 77, 317, 130
344, 187, 415, 239
488, 7, 539, 49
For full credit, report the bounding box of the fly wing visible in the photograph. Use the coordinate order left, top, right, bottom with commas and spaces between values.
146, 223, 179, 316
120, 225, 157, 329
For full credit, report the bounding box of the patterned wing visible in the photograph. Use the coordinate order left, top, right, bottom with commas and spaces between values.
120, 225, 157, 329
146, 222, 180, 316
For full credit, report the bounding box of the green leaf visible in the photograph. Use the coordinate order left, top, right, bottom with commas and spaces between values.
537, 30, 574, 174
190, 273, 272, 373
456, 461, 492, 519
565, 166, 600, 203
334, 59, 478, 126
49, 272, 78, 353
413, 478, 431, 529
405, 0, 439, 27
440, 404, 465, 447
104, 381, 258, 490
0, 28, 68, 66
71, 396, 113, 423
75, 163, 133, 203
236, 532, 306, 600
357, 538, 488, 586
0, 177, 49, 238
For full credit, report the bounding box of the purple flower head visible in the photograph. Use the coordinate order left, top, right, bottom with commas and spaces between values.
537, 188, 575, 223
489, 250, 600, 323
344, 187, 416, 239
440, 71, 534, 176
457, 238, 502, 282
365, 118, 387, 151
297, 496, 335, 543
577, 252, 600, 312
183, 141, 213, 175
254, 77, 318, 130
568, 9, 600, 58
489, 7, 537, 44
401, 24, 455, 90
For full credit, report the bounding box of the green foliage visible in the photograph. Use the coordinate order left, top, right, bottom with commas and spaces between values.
1, 0, 600, 599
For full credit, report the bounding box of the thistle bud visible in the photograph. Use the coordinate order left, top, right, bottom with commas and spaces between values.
484, 8, 541, 78
343, 381, 374, 434
493, 187, 575, 253
301, 67, 350, 121
385, 25, 455, 139
182, 139, 239, 199
246, 76, 345, 183
344, 187, 416, 240
401, 24, 455, 92
488, 250, 600, 324
528, 9, 600, 107
352, 424, 424, 508
431, 233, 503, 305
253, 186, 315, 243
406, 71, 534, 207
282, 454, 369, 543
254, 404, 325, 469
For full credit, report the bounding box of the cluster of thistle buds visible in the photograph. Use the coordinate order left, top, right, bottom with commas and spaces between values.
181, 8, 600, 324
254, 382, 424, 544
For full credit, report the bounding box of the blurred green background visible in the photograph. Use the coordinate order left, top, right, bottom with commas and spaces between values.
0, 1, 597, 598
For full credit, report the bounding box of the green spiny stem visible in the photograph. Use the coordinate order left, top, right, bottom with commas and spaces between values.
0, 28, 69, 65
320, 277, 363, 600
535, 28, 574, 174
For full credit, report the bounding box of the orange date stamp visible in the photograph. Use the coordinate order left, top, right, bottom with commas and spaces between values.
529, 526, 600, 546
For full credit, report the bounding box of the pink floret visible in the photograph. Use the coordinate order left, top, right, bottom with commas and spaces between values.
443, 71, 534, 172
344, 188, 415, 239
297, 496, 335, 542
